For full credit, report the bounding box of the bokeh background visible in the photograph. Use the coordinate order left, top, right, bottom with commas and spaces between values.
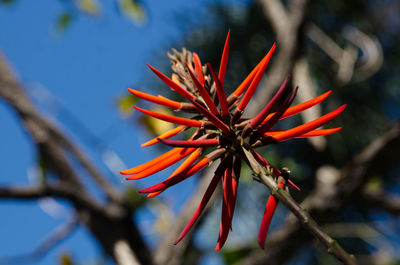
1, 0, 400, 265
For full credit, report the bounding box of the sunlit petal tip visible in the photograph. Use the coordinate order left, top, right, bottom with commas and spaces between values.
171, 73, 180, 84
192, 52, 204, 85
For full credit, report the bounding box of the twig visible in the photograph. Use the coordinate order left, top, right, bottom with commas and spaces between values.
359, 189, 400, 215
242, 148, 358, 265
0, 51, 153, 265
0, 185, 103, 213
248, 0, 308, 117
292, 57, 326, 150
0, 51, 121, 202
306, 23, 383, 85
239, 122, 400, 265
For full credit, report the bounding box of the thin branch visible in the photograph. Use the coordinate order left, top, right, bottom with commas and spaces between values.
342, 26, 383, 83
0, 184, 104, 212
258, 0, 289, 40
0, 218, 78, 264
0, 51, 121, 202
306, 23, 383, 85
0, 50, 152, 265
242, 148, 358, 265
249, 0, 308, 117
292, 56, 326, 150
54, 131, 125, 203
359, 189, 400, 215
239, 122, 400, 265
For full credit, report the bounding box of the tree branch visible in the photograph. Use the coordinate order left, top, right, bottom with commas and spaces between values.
239, 122, 400, 265
0, 51, 121, 202
0, 51, 153, 265
242, 148, 358, 265
0, 184, 104, 212
359, 189, 400, 215
249, 0, 308, 117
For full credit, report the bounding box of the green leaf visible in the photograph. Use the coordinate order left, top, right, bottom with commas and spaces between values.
117, 0, 147, 25
0, 0, 14, 4
139, 106, 174, 135
116, 93, 138, 116
365, 176, 382, 191
222, 247, 254, 265
56, 12, 73, 32
125, 186, 146, 208
59, 253, 75, 265
38, 153, 50, 184
76, 0, 101, 16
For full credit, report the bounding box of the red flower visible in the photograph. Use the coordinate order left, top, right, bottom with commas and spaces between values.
121, 30, 346, 250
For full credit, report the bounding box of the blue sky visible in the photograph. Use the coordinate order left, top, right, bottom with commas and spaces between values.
0, 0, 248, 264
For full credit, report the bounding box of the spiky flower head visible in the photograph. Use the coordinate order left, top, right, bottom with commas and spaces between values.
121, 30, 346, 249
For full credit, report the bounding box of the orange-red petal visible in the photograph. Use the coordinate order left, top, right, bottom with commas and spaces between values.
251, 75, 290, 128
120, 148, 182, 175
272, 105, 346, 142
258, 183, 284, 249
147, 64, 195, 101
265, 127, 342, 138
237, 43, 276, 112
232, 54, 265, 97
125, 148, 196, 180
193, 52, 204, 85
186, 64, 219, 116
262, 90, 332, 123
218, 30, 230, 86
138, 157, 210, 193
134, 106, 203, 127
215, 164, 235, 251
174, 159, 226, 244
257, 86, 298, 134
128, 88, 181, 109
158, 138, 219, 148
208, 63, 229, 117
148, 148, 202, 198
141, 126, 185, 147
